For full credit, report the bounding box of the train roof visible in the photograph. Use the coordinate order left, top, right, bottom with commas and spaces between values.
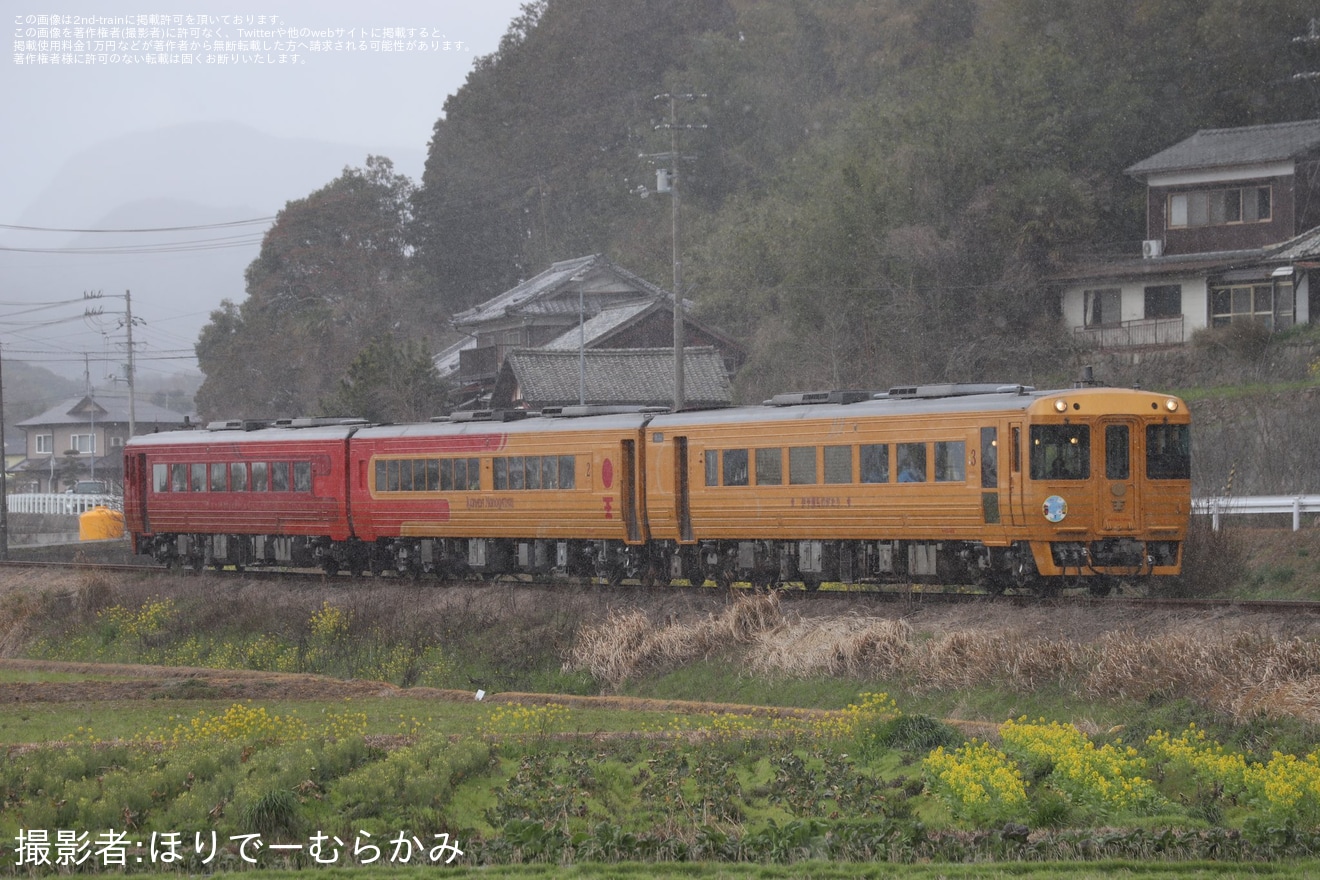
124, 386, 1185, 451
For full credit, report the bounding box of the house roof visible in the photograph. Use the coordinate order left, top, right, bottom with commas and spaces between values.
499, 347, 732, 409
539, 299, 667, 351
18, 393, 192, 429
1126, 118, 1320, 177
450, 254, 669, 328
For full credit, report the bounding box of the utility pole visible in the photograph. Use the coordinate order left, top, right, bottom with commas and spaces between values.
0, 343, 8, 561
84, 289, 139, 436
653, 92, 706, 412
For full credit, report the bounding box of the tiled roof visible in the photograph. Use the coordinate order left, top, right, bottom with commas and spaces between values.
538, 300, 660, 351
1126, 119, 1320, 177
449, 255, 668, 327
502, 348, 732, 409
17, 393, 192, 428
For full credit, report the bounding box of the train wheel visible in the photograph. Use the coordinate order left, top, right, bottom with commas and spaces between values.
323, 559, 340, 577
801, 576, 822, 593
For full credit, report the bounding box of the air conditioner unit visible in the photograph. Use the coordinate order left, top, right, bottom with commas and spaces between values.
1142, 239, 1164, 259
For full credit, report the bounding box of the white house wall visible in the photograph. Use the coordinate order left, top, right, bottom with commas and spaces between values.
1061, 274, 1209, 342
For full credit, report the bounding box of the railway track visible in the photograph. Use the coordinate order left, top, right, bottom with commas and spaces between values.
4, 557, 1318, 615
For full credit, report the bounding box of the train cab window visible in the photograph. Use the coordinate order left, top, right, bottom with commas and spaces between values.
980, 428, 998, 488
1147, 424, 1191, 480
294, 462, 312, 493
190, 463, 207, 492
789, 446, 817, 485
252, 462, 269, 492
271, 462, 290, 492
1029, 425, 1090, 480
210, 463, 227, 492
935, 441, 966, 482
723, 449, 749, 486
860, 444, 889, 483
153, 463, 168, 492
897, 443, 927, 482
1105, 425, 1130, 480
824, 446, 852, 484
230, 462, 249, 492
755, 448, 783, 485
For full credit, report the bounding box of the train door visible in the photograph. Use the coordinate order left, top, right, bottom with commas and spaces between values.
125, 451, 150, 532
1005, 421, 1025, 526
621, 439, 641, 543
1100, 419, 1138, 532
675, 436, 693, 542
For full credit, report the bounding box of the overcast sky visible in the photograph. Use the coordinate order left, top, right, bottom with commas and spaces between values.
1, 0, 526, 386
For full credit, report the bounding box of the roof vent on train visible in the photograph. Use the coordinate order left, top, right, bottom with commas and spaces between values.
541, 404, 670, 418
449, 409, 529, 423
206, 419, 277, 431
764, 390, 871, 407
276, 417, 370, 428
881, 383, 1035, 400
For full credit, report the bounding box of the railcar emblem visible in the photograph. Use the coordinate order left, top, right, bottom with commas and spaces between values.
1043, 495, 1068, 523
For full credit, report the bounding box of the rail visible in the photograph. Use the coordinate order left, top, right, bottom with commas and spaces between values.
1193, 495, 1320, 531
4, 493, 122, 515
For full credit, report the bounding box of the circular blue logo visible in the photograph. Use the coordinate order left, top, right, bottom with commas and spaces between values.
1043, 495, 1068, 523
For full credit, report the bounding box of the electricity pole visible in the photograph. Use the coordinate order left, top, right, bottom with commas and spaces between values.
653, 92, 706, 412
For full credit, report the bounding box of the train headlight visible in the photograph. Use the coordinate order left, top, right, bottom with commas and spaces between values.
1053, 399, 1068, 413
1165, 398, 1179, 412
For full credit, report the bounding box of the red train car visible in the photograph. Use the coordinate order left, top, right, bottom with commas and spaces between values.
124, 420, 359, 570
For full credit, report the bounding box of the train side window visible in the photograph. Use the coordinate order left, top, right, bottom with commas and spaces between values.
170, 463, 187, 491
705, 452, 718, 486
824, 446, 852, 484
559, 455, 575, 489
755, 448, 782, 485
789, 446, 817, 485
153, 463, 169, 492
980, 428, 998, 488
210, 462, 227, 492
252, 461, 268, 492
542, 456, 559, 489
294, 461, 312, 493
453, 458, 470, 491
897, 443, 926, 482
1147, 424, 1191, 480
525, 456, 542, 490
439, 459, 453, 490
1029, 425, 1090, 480
190, 462, 207, 492
467, 458, 483, 490
723, 449, 749, 486
935, 441, 966, 482
508, 456, 525, 490
425, 459, 439, 491
272, 462, 290, 492
860, 444, 889, 483
1011, 427, 1021, 473
231, 462, 248, 492
1105, 425, 1130, 480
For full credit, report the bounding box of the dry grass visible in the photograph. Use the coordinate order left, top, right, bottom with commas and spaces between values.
565, 594, 1320, 724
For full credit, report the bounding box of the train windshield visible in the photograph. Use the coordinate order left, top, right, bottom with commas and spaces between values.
1029, 425, 1090, 480
1146, 424, 1191, 479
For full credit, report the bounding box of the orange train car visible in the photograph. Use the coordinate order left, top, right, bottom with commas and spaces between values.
642, 384, 1190, 593
123, 384, 1190, 592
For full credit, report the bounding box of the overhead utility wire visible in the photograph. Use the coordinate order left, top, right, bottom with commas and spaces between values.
0, 217, 275, 233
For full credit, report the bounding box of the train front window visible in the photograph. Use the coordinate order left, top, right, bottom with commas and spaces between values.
1105, 425, 1130, 480
1147, 424, 1191, 480
1029, 425, 1090, 480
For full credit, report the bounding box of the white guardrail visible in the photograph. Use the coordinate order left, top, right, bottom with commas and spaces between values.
1193, 495, 1320, 531
4, 494, 122, 515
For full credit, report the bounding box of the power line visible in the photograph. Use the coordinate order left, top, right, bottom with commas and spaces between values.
0, 217, 275, 233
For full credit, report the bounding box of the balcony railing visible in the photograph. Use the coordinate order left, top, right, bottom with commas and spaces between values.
1073, 316, 1185, 349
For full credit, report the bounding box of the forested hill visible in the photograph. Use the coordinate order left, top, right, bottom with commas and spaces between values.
195, 0, 1320, 417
